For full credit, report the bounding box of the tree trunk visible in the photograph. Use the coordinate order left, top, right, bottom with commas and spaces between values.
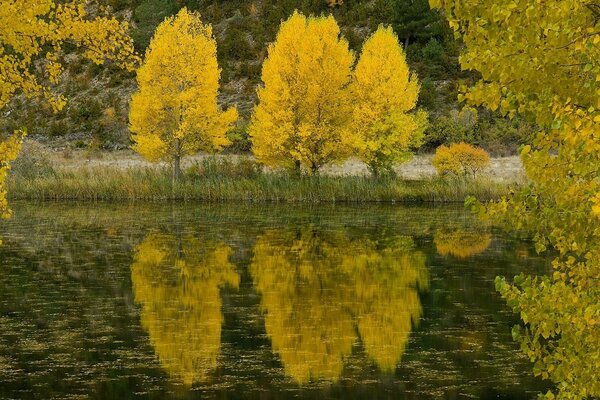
293, 159, 302, 176
310, 163, 319, 176
404, 36, 410, 49
173, 138, 182, 184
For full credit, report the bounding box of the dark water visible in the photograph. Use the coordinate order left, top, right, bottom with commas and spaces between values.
0, 202, 552, 399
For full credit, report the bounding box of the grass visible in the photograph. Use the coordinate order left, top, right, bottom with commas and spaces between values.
7, 162, 518, 203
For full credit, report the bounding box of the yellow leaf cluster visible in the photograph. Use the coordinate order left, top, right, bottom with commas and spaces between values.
0, 0, 137, 220
0, 0, 137, 112
592, 193, 600, 217
129, 9, 237, 166
430, 1, 600, 398
351, 26, 427, 176
249, 12, 354, 174
431, 142, 490, 177
0, 131, 24, 221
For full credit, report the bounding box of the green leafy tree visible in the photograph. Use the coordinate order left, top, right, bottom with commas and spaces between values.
368, 0, 446, 48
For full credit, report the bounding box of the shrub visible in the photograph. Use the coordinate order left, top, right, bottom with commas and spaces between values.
421, 38, 444, 62
10, 141, 55, 180
423, 108, 479, 150
432, 142, 490, 177
132, 0, 179, 51
225, 123, 252, 153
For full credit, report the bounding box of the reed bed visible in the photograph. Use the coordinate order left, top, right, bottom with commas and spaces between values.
7, 162, 518, 203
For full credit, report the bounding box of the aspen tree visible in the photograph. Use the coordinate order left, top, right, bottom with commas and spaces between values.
351, 26, 427, 176
430, 1, 600, 397
129, 9, 237, 182
249, 12, 354, 175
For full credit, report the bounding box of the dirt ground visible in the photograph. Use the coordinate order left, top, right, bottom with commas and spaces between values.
41, 147, 524, 182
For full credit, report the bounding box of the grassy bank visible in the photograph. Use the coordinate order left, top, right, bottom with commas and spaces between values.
7, 164, 518, 203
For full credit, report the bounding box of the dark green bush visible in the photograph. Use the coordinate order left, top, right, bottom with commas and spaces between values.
225, 123, 252, 153
132, 0, 179, 51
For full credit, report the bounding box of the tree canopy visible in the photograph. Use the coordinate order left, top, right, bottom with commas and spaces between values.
129, 8, 237, 181
351, 25, 427, 176
249, 12, 354, 174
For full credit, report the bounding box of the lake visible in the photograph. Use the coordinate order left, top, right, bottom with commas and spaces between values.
0, 202, 552, 399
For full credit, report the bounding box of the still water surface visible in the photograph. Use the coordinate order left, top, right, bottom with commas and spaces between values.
0, 202, 552, 399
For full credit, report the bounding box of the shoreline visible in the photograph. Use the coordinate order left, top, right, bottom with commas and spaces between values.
7, 166, 519, 204
7, 144, 524, 204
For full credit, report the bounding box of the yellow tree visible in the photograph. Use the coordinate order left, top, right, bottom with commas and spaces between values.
131, 233, 239, 386
129, 8, 237, 182
0, 0, 136, 218
430, 1, 600, 398
351, 26, 427, 176
249, 12, 354, 175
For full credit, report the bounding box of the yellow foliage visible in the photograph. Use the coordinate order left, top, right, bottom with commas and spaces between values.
351, 26, 427, 176
0, 0, 137, 112
338, 236, 428, 372
0, 0, 136, 219
249, 12, 354, 174
593, 194, 600, 217
431, 1, 600, 398
250, 228, 427, 383
326, 0, 343, 7
0, 132, 24, 221
129, 8, 237, 176
131, 233, 239, 386
432, 143, 490, 177
434, 229, 492, 259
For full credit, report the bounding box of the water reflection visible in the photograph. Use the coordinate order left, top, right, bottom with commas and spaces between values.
434, 228, 492, 258
250, 227, 428, 383
0, 202, 553, 398
131, 233, 239, 386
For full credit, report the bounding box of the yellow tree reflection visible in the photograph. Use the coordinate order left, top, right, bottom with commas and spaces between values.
131, 233, 239, 386
434, 229, 492, 258
340, 236, 428, 372
250, 228, 355, 384
250, 228, 428, 383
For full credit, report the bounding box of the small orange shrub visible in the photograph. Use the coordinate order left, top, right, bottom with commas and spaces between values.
432, 143, 490, 177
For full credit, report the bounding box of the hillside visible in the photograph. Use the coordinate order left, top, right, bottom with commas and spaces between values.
0, 0, 533, 154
